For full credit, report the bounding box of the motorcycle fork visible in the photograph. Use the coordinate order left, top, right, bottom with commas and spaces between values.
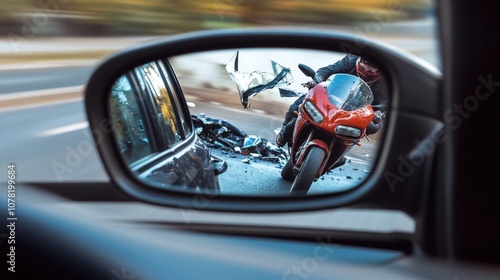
294, 131, 336, 179
321, 139, 338, 174
316, 141, 336, 180
292, 131, 313, 173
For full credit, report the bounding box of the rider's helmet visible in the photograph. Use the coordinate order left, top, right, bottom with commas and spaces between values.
355, 57, 381, 85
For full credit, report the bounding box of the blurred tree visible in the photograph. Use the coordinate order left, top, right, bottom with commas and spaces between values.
2, 0, 432, 37
0, 0, 30, 36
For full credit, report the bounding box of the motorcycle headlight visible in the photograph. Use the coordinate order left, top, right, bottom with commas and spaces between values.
334, 125, 362, 138
304, 101, 324, 124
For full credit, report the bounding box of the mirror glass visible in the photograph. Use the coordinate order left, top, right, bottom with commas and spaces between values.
108, 48, 389, 196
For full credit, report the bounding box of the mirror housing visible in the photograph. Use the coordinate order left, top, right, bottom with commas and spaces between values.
85, 28, 442, 213
298, 63, 317, 81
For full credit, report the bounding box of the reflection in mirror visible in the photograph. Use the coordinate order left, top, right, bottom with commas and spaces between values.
108, 49, 389, 197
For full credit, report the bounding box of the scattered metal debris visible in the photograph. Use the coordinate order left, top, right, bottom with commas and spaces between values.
192, 113, 289, 167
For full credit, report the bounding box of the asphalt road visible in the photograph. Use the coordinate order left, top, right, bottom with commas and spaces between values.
0, 65, 94, 94
0, 99, 108, 183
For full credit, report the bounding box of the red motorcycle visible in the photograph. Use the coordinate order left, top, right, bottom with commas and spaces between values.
282, 64, 376, 195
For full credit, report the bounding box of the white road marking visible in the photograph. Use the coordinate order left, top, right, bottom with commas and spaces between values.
36, 121, 89, 137
251, 108, 266, 114
0, 86, 84, 102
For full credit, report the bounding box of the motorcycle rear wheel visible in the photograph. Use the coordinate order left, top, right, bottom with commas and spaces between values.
289, 146, 326, 196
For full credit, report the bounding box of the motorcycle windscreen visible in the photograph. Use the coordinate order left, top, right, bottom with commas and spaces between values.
326, 73, 374, 111
226, 51, 294, 108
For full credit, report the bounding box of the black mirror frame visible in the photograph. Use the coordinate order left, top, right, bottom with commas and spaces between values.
85, 28, 442, 214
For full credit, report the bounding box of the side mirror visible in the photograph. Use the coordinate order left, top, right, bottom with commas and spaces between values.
85, 29, 441, 213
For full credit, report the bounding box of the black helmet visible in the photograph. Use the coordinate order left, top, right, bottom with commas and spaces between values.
356, 57, 381, 85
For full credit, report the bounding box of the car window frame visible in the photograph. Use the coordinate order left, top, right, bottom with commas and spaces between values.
122, 60, 199, 175
109, 73, 158, 166
156, 59, 193, 139
131, 62, 182, 149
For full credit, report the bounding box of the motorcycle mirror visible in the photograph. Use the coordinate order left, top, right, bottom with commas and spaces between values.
298, 63, 316, 80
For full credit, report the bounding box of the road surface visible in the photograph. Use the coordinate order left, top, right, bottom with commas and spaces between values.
0, 65, 94, 94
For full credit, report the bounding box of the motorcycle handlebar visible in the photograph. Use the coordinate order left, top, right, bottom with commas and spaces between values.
301, 81, 317, 90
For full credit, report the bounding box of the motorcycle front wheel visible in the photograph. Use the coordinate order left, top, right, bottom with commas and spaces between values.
289, 146, 326, 196
281, 158, 296, 182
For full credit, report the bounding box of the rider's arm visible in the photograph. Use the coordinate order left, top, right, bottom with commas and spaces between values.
371, 77, 390, 111
314, 54, 359, 82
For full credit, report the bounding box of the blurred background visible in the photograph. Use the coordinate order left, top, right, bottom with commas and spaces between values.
0, 0, 437, 64
1, 0, 433, 36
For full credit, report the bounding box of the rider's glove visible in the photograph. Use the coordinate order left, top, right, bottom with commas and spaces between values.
372, 111, 386, 124
314, 73, 325, 83
301, 81, 317, 89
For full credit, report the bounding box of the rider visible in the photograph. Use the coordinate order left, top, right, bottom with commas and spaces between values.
276, 54, 389, 148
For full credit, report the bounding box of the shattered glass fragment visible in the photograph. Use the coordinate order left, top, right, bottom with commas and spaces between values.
226, 51, 294, 108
